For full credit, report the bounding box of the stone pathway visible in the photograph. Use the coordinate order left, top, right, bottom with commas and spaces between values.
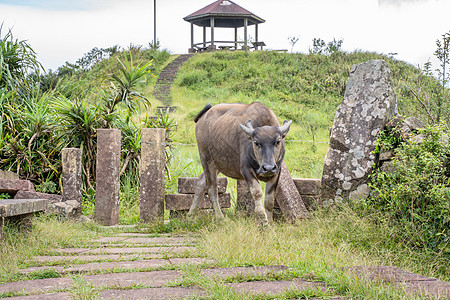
154, 54, 194, 105
0, 233, 448, 299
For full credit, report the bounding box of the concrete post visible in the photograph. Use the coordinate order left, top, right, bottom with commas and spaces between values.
140, 128, 165, 222
236, 179, 254, 216
62, 148, 82, 215
94, 129, 121, 226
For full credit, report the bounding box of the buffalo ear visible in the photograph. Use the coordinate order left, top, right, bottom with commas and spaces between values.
279, 120, 292, 138
240, 120, 254, 138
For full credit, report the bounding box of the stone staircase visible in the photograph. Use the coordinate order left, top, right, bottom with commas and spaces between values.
1, 231, 449, 299
154, 54, 194, 106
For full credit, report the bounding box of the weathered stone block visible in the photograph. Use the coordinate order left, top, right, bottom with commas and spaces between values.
62, 148, 82, 216
14, 190, 62, 205
322, 59, 397, 203
0, 199, 48, 217
165, 193, 231, 210
275, 162, 309, 221
236, 179, 254, 216
292, 178, 321, 195
95, 129, 121, 226
178, 177, 227, 194
51, 200, 81, 219
0, 179, 34, 194
0, 170, 19, 180
140, 128, 165, 222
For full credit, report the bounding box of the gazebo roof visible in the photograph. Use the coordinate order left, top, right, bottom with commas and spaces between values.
184, 0, 265, 28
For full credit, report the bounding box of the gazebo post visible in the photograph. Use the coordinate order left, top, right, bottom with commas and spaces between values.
210, 17, 215, 50
203, 26, 206, 48
255, 23, 258, 44
190, 23, 194, 49
234, 27, 238, 50
243, 18, 248, 50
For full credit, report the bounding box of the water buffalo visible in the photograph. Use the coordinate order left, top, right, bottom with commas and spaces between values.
187, 102, 292, 225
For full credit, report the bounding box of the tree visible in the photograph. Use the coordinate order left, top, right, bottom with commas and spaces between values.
410, 31, 450, 124
287, 35, 300, 53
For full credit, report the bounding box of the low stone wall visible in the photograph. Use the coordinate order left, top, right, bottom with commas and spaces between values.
166, 177, 231, 218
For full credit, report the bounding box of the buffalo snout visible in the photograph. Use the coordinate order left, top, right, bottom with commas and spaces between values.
257, 163, 278, 176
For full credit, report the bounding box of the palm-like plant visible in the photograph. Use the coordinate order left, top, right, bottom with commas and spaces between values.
0, 24, 43, 96
53, 96, 101, 191
102, 51, 153, 127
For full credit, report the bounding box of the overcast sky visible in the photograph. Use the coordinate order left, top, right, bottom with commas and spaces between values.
1, 0, 449, 71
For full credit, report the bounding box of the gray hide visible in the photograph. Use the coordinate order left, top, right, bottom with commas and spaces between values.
188, 102, 291, 225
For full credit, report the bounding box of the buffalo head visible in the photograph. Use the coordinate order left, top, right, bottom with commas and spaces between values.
240, 120, 292, 177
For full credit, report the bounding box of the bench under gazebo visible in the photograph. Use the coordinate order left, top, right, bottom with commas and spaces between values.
184, 0, 265, 52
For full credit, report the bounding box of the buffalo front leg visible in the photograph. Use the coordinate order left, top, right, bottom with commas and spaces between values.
264, 175, 279, 223
244, 176, 268, 226
187, 173, 206, 217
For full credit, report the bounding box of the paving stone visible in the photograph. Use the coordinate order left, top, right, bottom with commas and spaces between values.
91, 236, 195, 245
91, 236, 128, 243
347, 265, 450, 298
50, 247, 91, 254
28, 253, 163, 263
21, 258, 212, 274
6, 293, 72, 299
84, 270, 180, 288
87, 246, 197, 255
200, 265, 289, 278
229, 278, 329, 295
0, 277, 72, 294
121, 237, 196, 245
98, 286, 204, 300
57, 259, 173, 273
168, 258, 214, 266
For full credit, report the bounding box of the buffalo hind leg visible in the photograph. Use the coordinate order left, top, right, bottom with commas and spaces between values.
187, 173, 207, 217
205, 166, 224, 219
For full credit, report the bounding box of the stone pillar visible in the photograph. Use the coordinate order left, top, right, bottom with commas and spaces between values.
236, 179, 254, 216
94, 129, 121, 226
62, 148, 82, 215
140, 128, 165, 222
321, 59, 397, 204
275, 162, 309, 221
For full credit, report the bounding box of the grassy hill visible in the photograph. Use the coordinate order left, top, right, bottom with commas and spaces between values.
150, 50, 425, 179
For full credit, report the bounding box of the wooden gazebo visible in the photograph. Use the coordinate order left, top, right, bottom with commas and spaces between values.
184, 0, 265, 52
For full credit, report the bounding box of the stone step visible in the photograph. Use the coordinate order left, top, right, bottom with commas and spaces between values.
3, 266, 289, 295
19, 257, 212, 275
49, 246, 196, 255
154, 54, 194, 104
89, 236, 196, 245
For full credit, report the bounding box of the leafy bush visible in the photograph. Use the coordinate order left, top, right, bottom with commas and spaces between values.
366, 123, 450, 255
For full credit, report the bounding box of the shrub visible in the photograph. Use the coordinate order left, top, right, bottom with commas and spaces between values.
366, 123, 450, 255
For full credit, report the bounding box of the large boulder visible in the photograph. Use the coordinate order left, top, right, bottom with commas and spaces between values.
321, 59, 397, 204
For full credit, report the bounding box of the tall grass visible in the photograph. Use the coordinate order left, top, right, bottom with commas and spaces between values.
197, 207, 449, 296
